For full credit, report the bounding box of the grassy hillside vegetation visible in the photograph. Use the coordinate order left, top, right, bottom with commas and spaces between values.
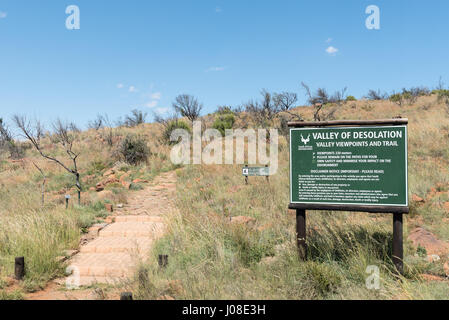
1, 92, 449, 300
130, 95, 449, 300
0, 122, 177, 296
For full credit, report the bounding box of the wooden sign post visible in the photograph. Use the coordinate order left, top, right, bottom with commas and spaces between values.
288, 119, 409, 273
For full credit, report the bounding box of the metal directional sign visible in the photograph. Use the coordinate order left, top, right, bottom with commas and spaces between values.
242, 166, 270, 177
290, 125, 408, 207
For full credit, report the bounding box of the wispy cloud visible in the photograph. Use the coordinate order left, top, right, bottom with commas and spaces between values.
128, 86, 137, 93
155, 107, 169, 114
151, 92, 162, 100
325, 46, 339, 55
146, 101, 158, 108
0, 11, 7, 19
145, 92, 162, 108
206, 66, 226, 72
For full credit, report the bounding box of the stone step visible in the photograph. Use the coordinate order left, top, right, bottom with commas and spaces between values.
80, 237, 153, 254
68, 252, 142, 277
66, 275, 128, 287
114, 215, 164, 223
99, 221, 165, 237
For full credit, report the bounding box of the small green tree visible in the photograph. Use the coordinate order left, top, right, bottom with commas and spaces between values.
389, 93, 404, 106
346, 95, 357, 102
212, 113, 235, 136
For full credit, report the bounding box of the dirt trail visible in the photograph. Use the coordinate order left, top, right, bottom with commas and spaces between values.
27, 171, 178, 300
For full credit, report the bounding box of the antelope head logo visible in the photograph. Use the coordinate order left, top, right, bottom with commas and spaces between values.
301, 134, 311, 145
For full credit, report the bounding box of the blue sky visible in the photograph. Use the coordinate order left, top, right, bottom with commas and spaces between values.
1, 0, 448, 128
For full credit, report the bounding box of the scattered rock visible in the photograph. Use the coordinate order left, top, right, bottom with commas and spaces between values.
95, 183, 105, 192
103, 169, 115, 177
117, 204, 124, 209
426, 254, 441, 262
121, 181, 131, 189
412, 194, 425, 203
102, 176, 119, 186
230, 216, 256, 226
104, 203, 114, 213
407, 227, 449, 255
119, 173, 130, 182
133, 179, 149, 184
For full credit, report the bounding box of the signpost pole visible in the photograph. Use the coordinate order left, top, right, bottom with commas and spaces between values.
265, 165, 269, 183
392, 213, 404, 274
296, 209, 307, 260
245, 164, 248, 185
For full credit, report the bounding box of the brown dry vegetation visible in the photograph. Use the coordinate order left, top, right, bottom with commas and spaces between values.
1, 94, 449, 299
129, 95, 449, 300
0, 123, 177, 297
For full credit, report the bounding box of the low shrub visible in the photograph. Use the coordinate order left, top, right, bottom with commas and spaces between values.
346, 95, 357, 102
162, 120, 191, 145
116, 134, 150, 165
212, 113, 236, 136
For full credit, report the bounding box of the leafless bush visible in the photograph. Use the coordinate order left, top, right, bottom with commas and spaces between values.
244, 90, 281, 127
124, 109, 147, 127
301, 83, 347, 121
13, 115, 83, 204
94, 114, 119, 147
0, 118, 25, 159
365, 89, 388, 100
273, 92, 303, 121
172, 94, 203, 124
88, 114, 105, 131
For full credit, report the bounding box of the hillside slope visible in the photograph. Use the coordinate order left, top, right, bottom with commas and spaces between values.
1, 95, 449, 299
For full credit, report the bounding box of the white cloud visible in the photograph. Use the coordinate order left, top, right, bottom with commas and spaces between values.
116, 83, 124, 89
146, 101, 158, 108
325, 46, 339, 55
0, 11, 7, 19
155, 107, 169, 114
206, 66, 226, 72
151, 92, 162, 100
128, 86, 137, 93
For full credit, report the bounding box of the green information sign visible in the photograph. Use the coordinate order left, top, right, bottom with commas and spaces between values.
290, 125, 408, 207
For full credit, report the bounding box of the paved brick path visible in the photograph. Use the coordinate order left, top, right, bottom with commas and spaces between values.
66, 171, 177, 287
